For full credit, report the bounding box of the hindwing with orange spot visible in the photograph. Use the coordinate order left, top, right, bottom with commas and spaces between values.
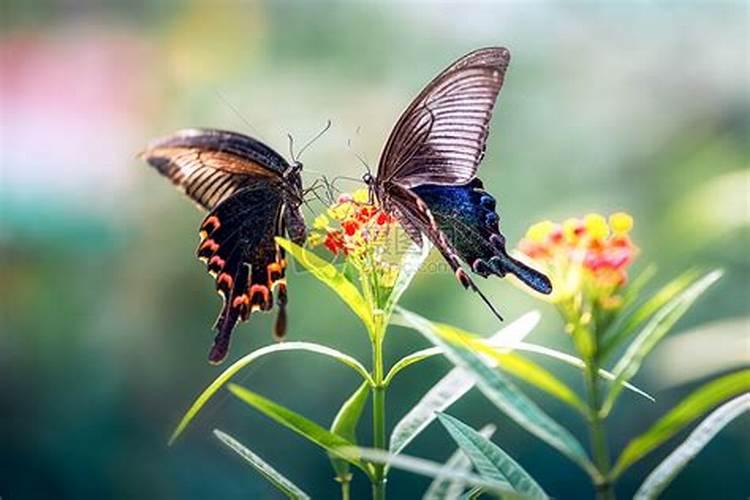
142, 128, 306, 364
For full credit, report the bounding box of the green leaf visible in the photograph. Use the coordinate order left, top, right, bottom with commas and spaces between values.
460, 487, 484, 500
601, 268, 701, 360
512, 342, 653, 402
384, 347, 442, 386
436, 325, 587, 414
611, 369, 750, 478
424, 424, 497, 500
389, 312, 541, 457
213, 429, 311, 499
618, 264, 658, 311
276, 237, 374, 332
634, 394, 750, 500
352, 447, 521, 498
602, 270, 722, 416
437, 413, 548, 499
329, 381, 370, 482
169, 342, 372, 444
396, 307, 597, 478
384, 240, 431, 316
228, 384, 371, 475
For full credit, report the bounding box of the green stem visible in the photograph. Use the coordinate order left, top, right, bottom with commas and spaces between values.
585, 362, 615, 500
339, 479, 351, 500
371, 318, 387, 500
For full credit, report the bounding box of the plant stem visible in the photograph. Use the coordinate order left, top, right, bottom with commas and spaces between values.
371, 319, 387, 500
584, 362, 615, 500
339, 478, 351, 500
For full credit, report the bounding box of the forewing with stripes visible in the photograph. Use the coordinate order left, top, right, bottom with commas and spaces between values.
377, 47, 511, 188
140, 128, 290, 210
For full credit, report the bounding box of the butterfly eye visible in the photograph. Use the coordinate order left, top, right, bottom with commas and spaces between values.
362, 173, 374, 185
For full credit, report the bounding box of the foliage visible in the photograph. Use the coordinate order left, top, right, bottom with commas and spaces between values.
171, 205, 742, 500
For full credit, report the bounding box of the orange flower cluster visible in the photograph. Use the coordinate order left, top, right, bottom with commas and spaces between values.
308, 189, 395, 258
518, 213, 637, 308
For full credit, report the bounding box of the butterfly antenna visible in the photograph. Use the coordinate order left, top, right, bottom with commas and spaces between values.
346, 137, 372, 176
214, 89, 265, 141
297, 119, 332, 160
287, 133, 297, 163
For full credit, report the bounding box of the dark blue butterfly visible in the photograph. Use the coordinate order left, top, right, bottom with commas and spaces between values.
140, 129, 306, 363
366, 47, 552, 319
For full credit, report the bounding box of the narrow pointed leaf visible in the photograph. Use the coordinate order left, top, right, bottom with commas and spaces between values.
612, 369, 750, 478
384, 347, 442, 386
512, 342, 653, 402
329, 381, 370, 481
437, 326, 587, 414
437, 413, 548, 499
389, 312, 541, 457
634, 394, 750, 500
601, 268, 701, 360
213, 429, 310, 499
603, 270, 722, 415
397, 307, 596, 478
618, 265, 658, 311
423, 424, 497, 500
169, 342, 372, 444
276, 237, 374, 332
352, 447, 521, 499
460, 487, 484, 500
228, 384, 370, 474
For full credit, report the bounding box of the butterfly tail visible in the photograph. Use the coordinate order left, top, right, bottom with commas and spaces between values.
209, 306, 241, 364
492, 253, 552, 295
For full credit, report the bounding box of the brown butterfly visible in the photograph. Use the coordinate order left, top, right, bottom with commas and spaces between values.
365, 47, 552, 319
140, 129, 307, 363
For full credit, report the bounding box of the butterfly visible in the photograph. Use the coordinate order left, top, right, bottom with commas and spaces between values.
365, 47, 552, 319
140, 129, 309, 364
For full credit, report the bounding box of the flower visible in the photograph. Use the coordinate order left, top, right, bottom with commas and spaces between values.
307, 189, 400, 292
518, 212, 638, 309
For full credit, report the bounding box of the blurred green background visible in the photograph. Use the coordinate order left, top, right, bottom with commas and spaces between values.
1, 1, 748, 498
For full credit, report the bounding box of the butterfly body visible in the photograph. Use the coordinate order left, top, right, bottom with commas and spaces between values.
141, 129, 305, 363
368, 47, 552, 317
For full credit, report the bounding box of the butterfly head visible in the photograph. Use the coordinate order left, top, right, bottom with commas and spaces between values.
362, 172, 374, 186
285, 161, 303, 178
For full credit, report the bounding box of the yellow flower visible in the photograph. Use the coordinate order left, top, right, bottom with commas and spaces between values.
526, 220, 555, 242
610, 212, 633, 234
584, 213, 609, 241
518, 212, 638, 310
563, 218, 583, 244
307, 231, 325, 247
313, 213, 330, 230
353, 189, 369, 204
328, 202, 354, 221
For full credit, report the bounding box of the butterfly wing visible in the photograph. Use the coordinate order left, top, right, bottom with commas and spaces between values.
140, 128, 290, 210
412, 180, 552, 295
377, 47, 511, 188
197, 183, 291, 363
141, 129, 304, 363
384, 182, 505, 319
